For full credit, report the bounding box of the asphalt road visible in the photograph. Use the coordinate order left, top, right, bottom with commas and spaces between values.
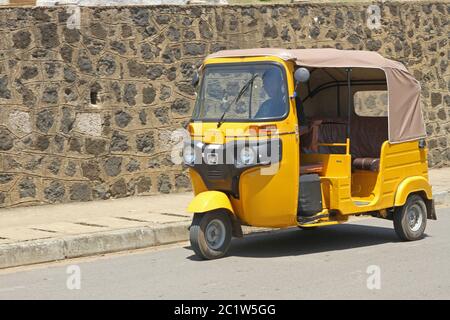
1, 207, 449, 300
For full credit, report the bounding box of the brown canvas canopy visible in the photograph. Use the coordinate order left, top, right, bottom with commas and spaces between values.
206, 48, 426, 144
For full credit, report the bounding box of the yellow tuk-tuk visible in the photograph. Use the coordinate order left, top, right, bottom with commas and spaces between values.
183, 48, 436, 260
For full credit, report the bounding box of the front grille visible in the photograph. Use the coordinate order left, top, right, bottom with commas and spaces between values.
207, 167, 225, 180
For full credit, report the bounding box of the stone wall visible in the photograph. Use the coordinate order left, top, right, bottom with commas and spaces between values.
0, 2, 449, 208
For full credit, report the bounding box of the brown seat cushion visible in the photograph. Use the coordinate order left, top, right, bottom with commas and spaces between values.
352, 158, 380, 172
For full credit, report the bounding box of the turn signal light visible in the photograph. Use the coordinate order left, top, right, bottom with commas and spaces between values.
187, 124, 194, 135
247, 124, 278, 136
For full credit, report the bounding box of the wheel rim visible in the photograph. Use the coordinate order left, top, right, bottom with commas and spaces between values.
205, 219, 226, 250
407, 203, 423, 232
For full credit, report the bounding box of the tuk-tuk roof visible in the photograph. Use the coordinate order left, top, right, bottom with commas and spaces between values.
206, 48, 426, 144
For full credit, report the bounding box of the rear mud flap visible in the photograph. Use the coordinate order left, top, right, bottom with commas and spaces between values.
427, 199, 437, 220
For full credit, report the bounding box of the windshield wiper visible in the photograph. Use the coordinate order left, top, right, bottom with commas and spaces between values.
217, 74, 258, 128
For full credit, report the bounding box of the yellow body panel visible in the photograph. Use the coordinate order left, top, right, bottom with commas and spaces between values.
236, 131, 299, 227
187, 191, 235, 214
394, 176, 432, 206
189, 169, 208, 195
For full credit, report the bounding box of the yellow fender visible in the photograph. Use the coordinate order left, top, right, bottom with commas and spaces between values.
394, 176, 432, 207
187, 191, 235, 214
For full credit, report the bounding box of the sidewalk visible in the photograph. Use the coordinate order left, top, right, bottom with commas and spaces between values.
428, 167, 450, 205
1, 168, 449, 269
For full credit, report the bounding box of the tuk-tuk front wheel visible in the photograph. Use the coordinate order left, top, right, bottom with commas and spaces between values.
393, 194, 427, 241
190, 212, 232, 260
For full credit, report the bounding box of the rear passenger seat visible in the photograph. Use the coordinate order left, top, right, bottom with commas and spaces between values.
313, 116, 388, 172
352, 157, 380, 172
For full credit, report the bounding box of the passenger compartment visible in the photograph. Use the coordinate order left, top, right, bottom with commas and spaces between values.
300, 116, 388, 200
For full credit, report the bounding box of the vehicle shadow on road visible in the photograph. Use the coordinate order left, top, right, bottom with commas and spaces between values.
229, 224, 402, 258
186, 223, 409, 260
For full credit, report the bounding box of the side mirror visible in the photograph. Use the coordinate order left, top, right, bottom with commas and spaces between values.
294, 67, 310, 83
192, 71, 200, 87
418, 139, 426, 149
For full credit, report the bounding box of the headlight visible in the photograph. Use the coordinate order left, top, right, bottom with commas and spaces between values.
238, 146, 256, 166
183, 145, 195, 164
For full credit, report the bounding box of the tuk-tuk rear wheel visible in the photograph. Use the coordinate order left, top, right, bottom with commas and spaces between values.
190, 212, 232, 260
393, 194, 427, 241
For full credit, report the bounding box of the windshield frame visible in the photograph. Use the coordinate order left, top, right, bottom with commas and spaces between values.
191, 61, 290, 123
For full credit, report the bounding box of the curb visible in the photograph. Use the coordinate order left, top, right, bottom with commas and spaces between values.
434, 191, 450, 206
0, 222, 191, 269
0, 221, 276, 269
1, 193, 449, 270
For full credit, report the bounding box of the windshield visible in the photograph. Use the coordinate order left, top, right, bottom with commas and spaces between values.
192, 63, 289, 122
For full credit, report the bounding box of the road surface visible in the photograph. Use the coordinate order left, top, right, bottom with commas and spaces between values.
1, 207, 449, 299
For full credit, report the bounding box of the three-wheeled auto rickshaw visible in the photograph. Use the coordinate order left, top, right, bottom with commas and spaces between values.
183, 48, 436, 260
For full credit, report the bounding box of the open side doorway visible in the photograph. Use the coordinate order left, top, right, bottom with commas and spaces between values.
295, 66, 389, 211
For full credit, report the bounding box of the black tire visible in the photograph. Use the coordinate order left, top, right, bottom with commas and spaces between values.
393, 194, 427, 241
190, 212, 232, 260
